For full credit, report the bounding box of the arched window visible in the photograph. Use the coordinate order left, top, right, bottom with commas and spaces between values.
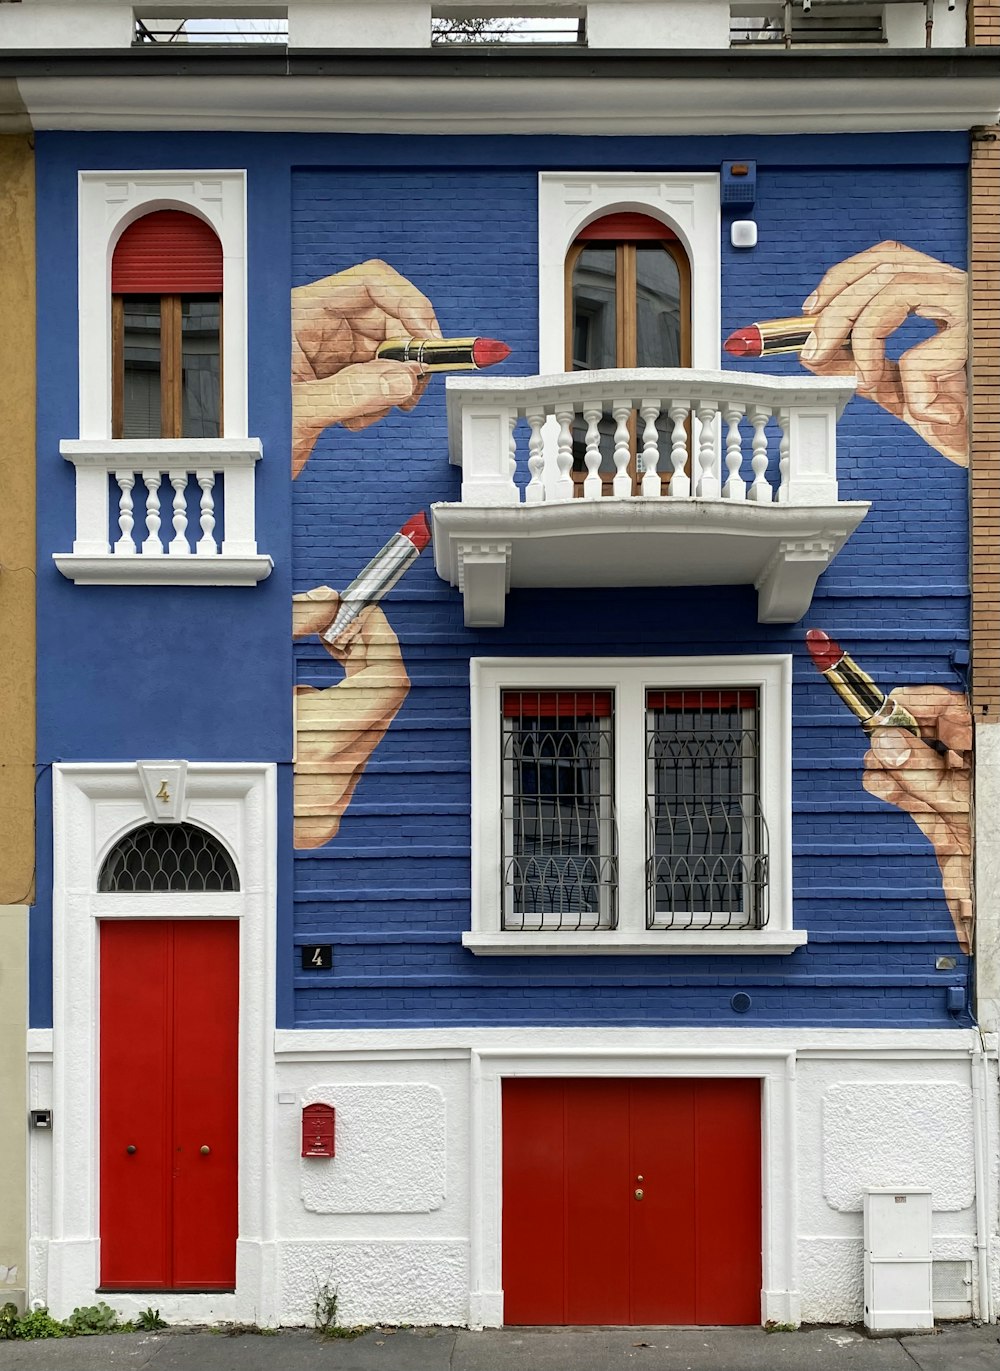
565, 212, 691, 493
566, 212, 690, 373
98, 822, 239, 893
111, 210, 223, 440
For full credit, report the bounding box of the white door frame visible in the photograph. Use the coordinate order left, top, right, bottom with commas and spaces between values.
44, 762, 277, 1323
468, 1046, 800, 1328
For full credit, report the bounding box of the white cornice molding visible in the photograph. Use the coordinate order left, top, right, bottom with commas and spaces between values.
13, 75, 1000, 133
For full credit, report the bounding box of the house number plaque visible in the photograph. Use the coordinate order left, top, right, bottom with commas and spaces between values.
301, 945, 333, 971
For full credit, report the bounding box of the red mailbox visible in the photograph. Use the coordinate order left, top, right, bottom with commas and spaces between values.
301, 1103, 335, 1158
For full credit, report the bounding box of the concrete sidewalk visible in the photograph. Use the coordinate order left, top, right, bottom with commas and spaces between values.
1, 1324, 999, 1371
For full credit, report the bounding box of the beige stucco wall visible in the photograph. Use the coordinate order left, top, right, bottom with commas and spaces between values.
0, 907, 27, 1308
0, 134, 36, 1310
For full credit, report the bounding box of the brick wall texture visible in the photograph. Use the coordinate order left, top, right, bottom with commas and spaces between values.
971, 0, 1000, 44
971, 126, 1000, 715
289, 149, 972, 1032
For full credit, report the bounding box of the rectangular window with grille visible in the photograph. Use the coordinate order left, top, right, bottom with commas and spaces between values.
468, 658, 795, 954
645, 689, 768, 930
501, 690, 617, 931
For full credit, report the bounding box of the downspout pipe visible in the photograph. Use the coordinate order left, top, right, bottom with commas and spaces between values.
971, 1037, 993, 1323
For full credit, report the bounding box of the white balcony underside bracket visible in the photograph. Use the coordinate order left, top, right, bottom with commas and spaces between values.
755, 537, 839, 624
456, 541, 513, 627
432, 500, 870, 627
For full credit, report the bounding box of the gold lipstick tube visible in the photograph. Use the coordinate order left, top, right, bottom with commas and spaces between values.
749, 316, 815, 356
822, 654, 923, 737
375, 337, 483, 371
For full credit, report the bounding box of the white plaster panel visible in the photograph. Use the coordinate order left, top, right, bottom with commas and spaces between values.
822, 1083, 974, 1212
800, 1238, 864, 1325
587, 0, 729, 48
975, 725, 1000, 1034
280, 1241, 468, 1326
800, 1234, 979, 1326
301, 1084, 446, 1214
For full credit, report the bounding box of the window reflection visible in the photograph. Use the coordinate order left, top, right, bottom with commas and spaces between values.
181, 298, 221, 439
571, 246, 616, 371
635, 244, 681, 368
122, 296, 162, 439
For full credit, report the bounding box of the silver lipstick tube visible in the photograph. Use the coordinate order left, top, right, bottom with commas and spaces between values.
320, 534, 420, 645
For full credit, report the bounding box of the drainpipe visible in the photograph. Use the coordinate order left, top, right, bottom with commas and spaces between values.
971, 1036, 993, 1323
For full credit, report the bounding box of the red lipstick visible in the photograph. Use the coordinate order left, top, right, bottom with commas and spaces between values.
724, 315, 815, 359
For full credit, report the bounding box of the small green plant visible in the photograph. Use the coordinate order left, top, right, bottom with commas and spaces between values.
0, 1303, 21, 1340
764, 1319, 798, 1333
214, 1321, 279, 1336
61, 1301, 132, 1336
15, 1307, 67, 1340
313, 1282, 365, 1340
135, 1307, 168, 1332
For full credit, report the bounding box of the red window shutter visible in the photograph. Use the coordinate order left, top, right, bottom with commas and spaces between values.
502, 691, 614, 719
575, 212, 678, 242
646, 690, 758, 712
112, 210, 223, 293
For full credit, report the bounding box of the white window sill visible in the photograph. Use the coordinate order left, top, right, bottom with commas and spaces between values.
53, 553, 273, 586
462, 930, 808, 956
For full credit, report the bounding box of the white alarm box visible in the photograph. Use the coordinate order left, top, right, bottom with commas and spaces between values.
863, 1188, 933, 1333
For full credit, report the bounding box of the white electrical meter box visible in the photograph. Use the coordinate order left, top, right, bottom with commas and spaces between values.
863, 1188, 933, 1333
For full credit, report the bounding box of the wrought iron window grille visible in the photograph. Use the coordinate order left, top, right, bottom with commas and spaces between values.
645, 689, 769, 931
98, 821, 239, 893
501, 691, 617, 931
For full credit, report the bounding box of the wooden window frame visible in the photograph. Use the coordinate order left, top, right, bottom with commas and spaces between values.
564, 232, 691, 494
112, 293, 223, 440
563, 238, 691, 372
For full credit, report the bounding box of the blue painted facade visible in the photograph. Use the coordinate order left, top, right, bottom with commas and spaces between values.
33, 130, 972, 1030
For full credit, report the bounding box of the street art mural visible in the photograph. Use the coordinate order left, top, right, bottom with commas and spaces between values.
726, 241, 968, 466
805, 629, 972, 954
729, 241, 972, 949
290, 239, 972, 952
291, 258, 509, 849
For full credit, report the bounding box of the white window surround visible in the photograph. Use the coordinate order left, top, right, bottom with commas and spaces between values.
59, 171, 270, 586
78, 169, 248, 441
467, 1042, 801, 1328
466, 655, 802, 955
41, 762, 278, 1325
538, 170, 721, 374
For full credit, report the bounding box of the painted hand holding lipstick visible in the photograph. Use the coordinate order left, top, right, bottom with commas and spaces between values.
807, 630, 973, 954
292, 515, 430, 849
725, 242, 968, 466
292, 258, 510, 477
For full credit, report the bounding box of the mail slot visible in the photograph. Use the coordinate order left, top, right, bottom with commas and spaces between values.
302, 1103, 335, 1158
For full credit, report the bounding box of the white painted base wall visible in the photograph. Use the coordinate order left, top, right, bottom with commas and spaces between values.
27, 1026, 999, 1328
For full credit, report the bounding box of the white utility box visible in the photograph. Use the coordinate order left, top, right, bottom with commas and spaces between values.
863, 1187, 933, 1333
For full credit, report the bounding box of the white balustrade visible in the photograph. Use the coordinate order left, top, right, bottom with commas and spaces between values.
447, 369, 855, 509
55, 439, 270, 585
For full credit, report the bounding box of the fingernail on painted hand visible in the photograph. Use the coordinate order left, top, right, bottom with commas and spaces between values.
872, 730, 912, 769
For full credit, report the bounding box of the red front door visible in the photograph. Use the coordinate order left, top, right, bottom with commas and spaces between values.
501, 1077, 761, 1325
99, 920, 239, 1291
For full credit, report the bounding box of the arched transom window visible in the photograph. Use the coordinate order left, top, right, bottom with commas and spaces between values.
98, 822, 239, 893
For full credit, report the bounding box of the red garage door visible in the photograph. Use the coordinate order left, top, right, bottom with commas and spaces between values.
99, 920, 239, 1291
502, 1077, 761, 1325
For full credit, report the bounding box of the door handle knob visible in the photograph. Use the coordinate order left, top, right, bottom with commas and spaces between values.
634, 1188, 644, 1200
126, 1144, 137, 1155
199, 1145, 211, 1156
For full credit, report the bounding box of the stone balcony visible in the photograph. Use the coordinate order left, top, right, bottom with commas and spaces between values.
431, 369, 870, 626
